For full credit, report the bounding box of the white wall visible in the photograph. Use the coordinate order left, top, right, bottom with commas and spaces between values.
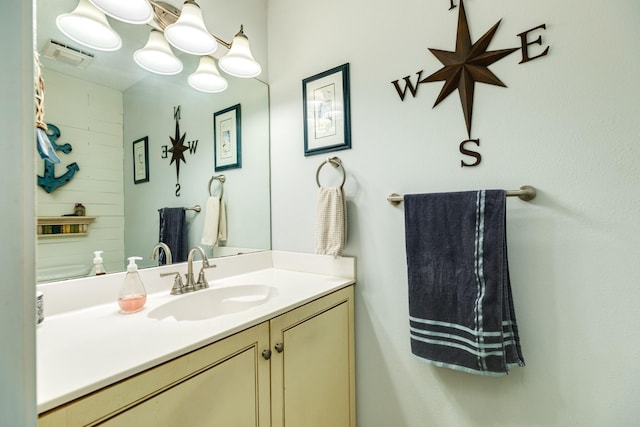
268, 0, 640, 425
36, 70, 125, 276
0, 0, 36, 425
123, 73, 270, 268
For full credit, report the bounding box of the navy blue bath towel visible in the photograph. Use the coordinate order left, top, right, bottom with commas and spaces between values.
158, 208, 188, 264
404, 190, 525, 376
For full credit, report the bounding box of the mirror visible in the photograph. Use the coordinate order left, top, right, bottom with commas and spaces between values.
35, 0, 270, 282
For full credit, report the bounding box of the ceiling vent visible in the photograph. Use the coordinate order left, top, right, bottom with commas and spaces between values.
42, 39, 95, 68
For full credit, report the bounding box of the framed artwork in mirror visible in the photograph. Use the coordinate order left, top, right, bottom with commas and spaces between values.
132, 136, 149, 184
214, 104, 242, 171
303, 63, 351, 156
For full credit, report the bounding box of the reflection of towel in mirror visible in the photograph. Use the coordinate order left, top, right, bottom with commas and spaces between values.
315, 186, 347, 256
201, 196, 227, 247
158, 207, 188, 264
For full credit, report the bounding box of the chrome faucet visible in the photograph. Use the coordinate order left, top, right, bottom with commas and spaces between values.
151, 242, 172, 265
185, 246, 216, 292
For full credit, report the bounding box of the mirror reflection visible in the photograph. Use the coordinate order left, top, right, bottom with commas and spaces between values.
35, 0, 271, 282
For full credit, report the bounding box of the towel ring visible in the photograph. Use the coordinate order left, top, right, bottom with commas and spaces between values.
208, 174, 226, 198
316, 157, 346, 188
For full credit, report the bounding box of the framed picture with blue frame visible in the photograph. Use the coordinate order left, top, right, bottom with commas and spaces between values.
214, 103, 241, 171
303, 63, 351, 156
132, 136, 149, 184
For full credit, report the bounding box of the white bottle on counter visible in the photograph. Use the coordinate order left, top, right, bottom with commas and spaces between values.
91, 250, 106, 276
118, 257, 147, 314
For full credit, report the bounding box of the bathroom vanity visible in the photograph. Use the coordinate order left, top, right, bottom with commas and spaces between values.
36, 251, 355, 426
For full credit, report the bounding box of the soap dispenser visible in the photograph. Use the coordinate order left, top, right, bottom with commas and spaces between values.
91, 251, 106, 276
118, 257, 147, 314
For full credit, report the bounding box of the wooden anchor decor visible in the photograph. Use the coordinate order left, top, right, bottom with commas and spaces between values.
37, 124, 80, 193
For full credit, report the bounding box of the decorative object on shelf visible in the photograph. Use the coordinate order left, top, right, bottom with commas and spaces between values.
303, 63, 351, 156
390, 0, 549, 166
55, 0, 262, 93
37, 216, 96, 237
214, 104, 241, 171
61, 203, 87, 216
37, 123, 80, 193
133, 136, 150, 184
73, 203, 86, 216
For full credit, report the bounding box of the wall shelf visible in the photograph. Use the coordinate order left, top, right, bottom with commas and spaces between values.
37, 216, 96, 238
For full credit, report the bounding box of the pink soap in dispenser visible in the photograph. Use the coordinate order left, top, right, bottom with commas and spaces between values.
118, 256, 147, 314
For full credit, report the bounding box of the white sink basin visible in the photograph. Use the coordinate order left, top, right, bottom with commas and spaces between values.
148, 284, 276, 321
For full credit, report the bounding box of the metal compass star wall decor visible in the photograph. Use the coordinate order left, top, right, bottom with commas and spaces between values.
160, 106, 200, 196
391, 0, 549, 167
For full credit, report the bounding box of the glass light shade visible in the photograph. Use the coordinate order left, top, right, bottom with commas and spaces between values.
164, 1, 217, 56
56, 0, 122, 51
218, 29, 261, 78
134, 30, 183, 75
88, 0, 153, 24
188, 56, 228, 93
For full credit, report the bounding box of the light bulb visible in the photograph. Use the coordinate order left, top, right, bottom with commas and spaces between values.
218, 26, 261, 78
134, 30, 183, 75
56, 0, 122, 51
164, 1, 217, 55
188, 56, 228, 93
88, 0, 153, 24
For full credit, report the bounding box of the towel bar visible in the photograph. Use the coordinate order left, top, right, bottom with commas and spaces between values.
208, 174, 226, 198
184, 205, 201, 213
316, 156, 346, 188
387, 185, 536, 206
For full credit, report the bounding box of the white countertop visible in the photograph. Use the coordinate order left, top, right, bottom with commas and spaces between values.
36, 251, 355, 413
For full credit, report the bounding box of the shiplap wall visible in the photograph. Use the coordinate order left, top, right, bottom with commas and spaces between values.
36, 69, 125, 278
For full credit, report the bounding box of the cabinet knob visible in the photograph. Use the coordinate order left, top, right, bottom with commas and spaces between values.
261, 349, 272, 360
274, 342, 284, 353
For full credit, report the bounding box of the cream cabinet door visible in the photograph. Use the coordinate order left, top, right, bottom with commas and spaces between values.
101, 348, 261, 426
39, 322, 270, 427
270, 286, 355, 427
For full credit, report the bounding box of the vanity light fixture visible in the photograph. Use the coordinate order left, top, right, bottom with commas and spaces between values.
134, 29, 183, 75
88, 0, 153, 25
55, 0, 262, 93
188, 56, 228, 93
56, 0, 122, 51
163, 1, 218, 56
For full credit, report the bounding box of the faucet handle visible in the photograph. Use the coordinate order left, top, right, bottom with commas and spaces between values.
161, 271, 185, 295
201, 257, 211, 269
194, 264, 216, 291
195, 269, 208, 291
